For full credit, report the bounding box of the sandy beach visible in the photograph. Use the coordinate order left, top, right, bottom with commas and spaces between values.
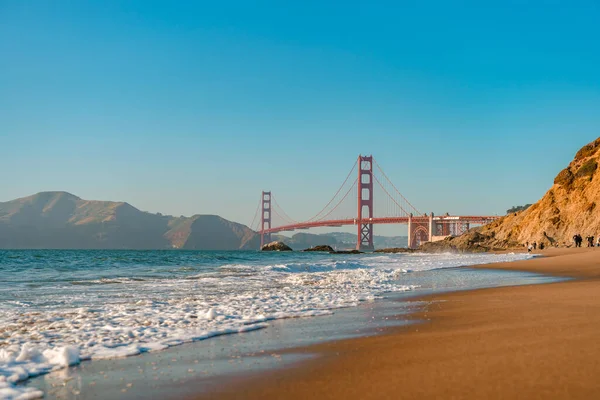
199, 247, 600, 399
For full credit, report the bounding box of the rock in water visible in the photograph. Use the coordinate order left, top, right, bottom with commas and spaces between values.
374, 248, 417, 253
303, 245, 335, 252
261, 241, 293, 251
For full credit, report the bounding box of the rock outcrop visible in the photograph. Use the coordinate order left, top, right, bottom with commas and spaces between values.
303, 245, 335, 252
261, 241, 293, 251
421, 137, 600, 252
330, 249, 363, 254
419, 231, 503, 253
374, 248, 418, 254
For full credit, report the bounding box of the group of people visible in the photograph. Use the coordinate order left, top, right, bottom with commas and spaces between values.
572, 234, 600, 247
525, 241, 545, 252
524, 234, 600, 251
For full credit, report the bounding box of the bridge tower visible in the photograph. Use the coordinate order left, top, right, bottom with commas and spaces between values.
260, 191, 272, 248
357, 155, 374, 251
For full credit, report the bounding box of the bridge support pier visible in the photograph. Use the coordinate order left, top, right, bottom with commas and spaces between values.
357, 155, 374, 251
260, 191, 271, 248
428, 212, 434, 242
407, 214, 413, 249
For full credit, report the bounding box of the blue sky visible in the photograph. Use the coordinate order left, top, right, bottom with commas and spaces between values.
1, 1, 599, 234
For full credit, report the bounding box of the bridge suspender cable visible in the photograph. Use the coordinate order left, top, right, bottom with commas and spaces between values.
373, 175, 413, 217
270, 195, 299, 224
373, 159, 421, 215
250, 195, 262, 231
270, 204, 299, 225
305, 159, 358, 222
261, 157, 422, 229
259, 160, 359, 229
312, 178, 358, 222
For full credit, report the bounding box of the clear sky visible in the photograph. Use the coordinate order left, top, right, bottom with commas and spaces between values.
1, 1, 599, 233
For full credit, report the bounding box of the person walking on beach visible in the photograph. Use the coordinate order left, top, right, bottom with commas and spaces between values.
597, 236, 600, 247
533, 241, 537, 250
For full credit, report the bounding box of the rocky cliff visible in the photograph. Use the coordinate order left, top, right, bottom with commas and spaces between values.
0, 192, 258, 250
422, 137, 600, 252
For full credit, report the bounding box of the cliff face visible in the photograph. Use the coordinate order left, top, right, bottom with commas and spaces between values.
0, 192, 259, 250
488, 137, 600, 247
422, 137, 600, 252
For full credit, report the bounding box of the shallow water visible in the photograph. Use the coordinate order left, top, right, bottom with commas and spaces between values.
26, 267, 563, 400
1, 250, 541, 399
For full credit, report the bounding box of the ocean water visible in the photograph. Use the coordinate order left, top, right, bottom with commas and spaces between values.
0, 249, 537, 399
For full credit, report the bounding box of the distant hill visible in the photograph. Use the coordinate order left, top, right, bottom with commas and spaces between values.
272, 232, 339, 250
326, 232, 408, 249
274, 231, 407, 250
0, 192, 258, 250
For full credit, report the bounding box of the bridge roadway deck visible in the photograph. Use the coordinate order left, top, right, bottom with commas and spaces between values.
263, 216, 499, 234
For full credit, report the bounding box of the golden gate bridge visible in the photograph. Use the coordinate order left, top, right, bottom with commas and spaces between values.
250, 155, 498, 250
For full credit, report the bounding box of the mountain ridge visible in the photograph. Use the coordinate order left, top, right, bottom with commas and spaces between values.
0, 192, 259, 250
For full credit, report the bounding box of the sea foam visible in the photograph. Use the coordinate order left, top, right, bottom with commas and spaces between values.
0, 251, 534, 398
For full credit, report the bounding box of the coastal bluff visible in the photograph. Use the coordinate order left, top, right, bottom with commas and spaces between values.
422, 137, 600, 252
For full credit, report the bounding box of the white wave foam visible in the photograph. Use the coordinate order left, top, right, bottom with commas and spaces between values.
0, 251, 533, 398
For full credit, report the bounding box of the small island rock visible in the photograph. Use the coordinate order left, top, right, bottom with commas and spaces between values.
303, 245, 335, 252
330, 249, 363, 254
261, 241, 293, 251
374, 248, 417, 254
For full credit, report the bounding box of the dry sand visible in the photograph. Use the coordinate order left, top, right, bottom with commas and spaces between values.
196, 247, 600, 399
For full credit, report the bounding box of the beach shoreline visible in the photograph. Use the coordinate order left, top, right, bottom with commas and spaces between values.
196, 247, 600, 399
17, 252, 553, 400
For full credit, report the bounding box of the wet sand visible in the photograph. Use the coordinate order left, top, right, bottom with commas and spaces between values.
200, 247, 600, 399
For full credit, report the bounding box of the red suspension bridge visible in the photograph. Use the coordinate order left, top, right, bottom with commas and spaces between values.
250, 155, 499, 250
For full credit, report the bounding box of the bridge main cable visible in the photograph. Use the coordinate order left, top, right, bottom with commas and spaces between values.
271, 195, 299, 224
249, 195, 262, 231
310, 178, 358, 222
373, 174, 414, 217
305, 159, 359, 222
